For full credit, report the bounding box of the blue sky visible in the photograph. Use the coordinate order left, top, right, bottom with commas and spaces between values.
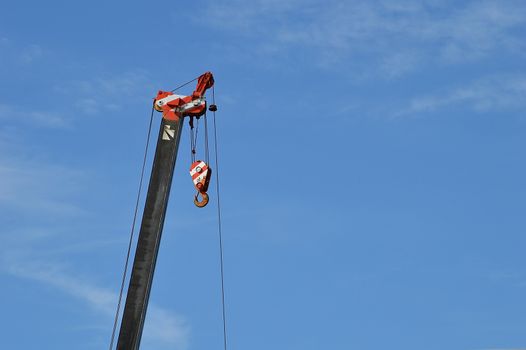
1, 0, 526, 349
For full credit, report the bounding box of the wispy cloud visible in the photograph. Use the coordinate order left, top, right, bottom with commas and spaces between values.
144, 306, 189, 349
0, 36, 45, 65
20, 44, 44, 63
396, 74, 526, 116
5, 261, 115, 312
2, 259, 189, 349
0, 153, 86, 216
205, 0, 526, 75
0, 69, 154, 129
488, 269, 526, 289
481, 348, 526, 350
0, 35, 154, 125
56, 71, 154, 115
0, 103, 69, 128
0, 133, 189, 348
0, 36, 67, 129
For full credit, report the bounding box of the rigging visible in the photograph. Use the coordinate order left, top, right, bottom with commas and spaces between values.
108, 72, 227, 350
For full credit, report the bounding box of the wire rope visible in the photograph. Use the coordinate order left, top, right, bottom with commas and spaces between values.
204, 111, 210, 165
212, 86, 229, 350
108, 75, 226, 350
170, 77, 198, 92
189, 122, 196, 163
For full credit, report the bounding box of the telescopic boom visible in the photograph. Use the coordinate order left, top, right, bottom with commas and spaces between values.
116, 72, 214, 350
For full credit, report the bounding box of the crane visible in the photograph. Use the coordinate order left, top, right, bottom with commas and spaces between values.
115, 72, 215, 350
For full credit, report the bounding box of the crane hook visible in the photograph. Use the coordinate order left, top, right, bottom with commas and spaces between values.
194, 191, 209, 208
190, 160, 212, 208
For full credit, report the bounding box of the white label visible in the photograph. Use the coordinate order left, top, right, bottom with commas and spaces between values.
163, 125, 175, 140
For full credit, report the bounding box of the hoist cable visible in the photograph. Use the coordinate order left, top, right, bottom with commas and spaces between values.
108, 106, 155, 350
191, 117, 200, 164
211, 86, 229, 350
189, 123, 195, 163
170, 73, 205, 162
195, 117, 200, 155
204, 111, 210, 165
170, 77, 198, 92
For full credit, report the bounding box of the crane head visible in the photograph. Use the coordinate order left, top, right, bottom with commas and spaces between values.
153, 72, 214, 121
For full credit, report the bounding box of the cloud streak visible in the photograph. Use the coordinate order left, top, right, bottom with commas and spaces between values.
0, 133, 189, 348
0, 37, 153, 127
0, 153, 86, 216
396, 74, 526, 116
205, 0, 526, 75
56, 71, 154, 115
2, 258, 189, 349
0, 36, 45, 65
0, 103, 69, 128
5, 261, 116, 312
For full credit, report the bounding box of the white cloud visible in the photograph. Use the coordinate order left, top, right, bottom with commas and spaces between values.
0, 133, 91, 258
0, 37, 45, 65
0, 140, 189, 348
396, 74, 526, 116
429, 1, 526, 62
2, 258, 189, 349
0, 154, 85, 216
0, 103, 69, 128
5, 261, 116, 312
205, 0, 526, 75
20, 44, 43, 63
75, 97, 100, 115
380, 51, 422, 79
0, 69, 153, 128
144, 306, 190, 349
56, 71, 154, 115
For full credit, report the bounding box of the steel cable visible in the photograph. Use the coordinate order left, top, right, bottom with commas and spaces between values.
212, 86, 229, 350
170, 77, 198, 92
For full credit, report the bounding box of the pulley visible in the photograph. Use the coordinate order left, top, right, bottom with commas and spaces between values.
190, 160, 212, 208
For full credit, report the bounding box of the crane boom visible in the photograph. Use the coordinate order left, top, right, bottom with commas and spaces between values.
116, 72, 214, 350
116, 117, 183, 349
